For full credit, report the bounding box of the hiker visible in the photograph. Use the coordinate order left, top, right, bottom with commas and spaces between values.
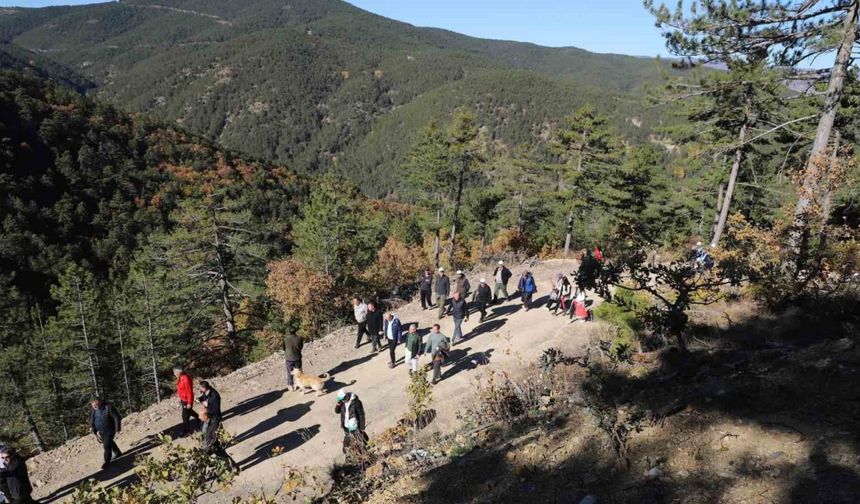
197, 381, 222, 420
454, 270, 471, 299
366, 301, 384, 352
335, 391, 368, 454
404, 323, 423, 375
492, 260, 512, 303
473, 278, 492, 322
546, 273, 565, 312
593, 243, 603, 262
450, 291, 469, 344
199, 410, 239, 472
353, 297, 369, 349
383, 312, 402, 368
435, 268, 450, 319
569, 288, 589, 322
557, 275, 573, 315
424, 324, 450, 384
0, 446, 38, 504
418, 270, 433, 310
174, 366, 199, 436
284, 330, 304, 391
518, 271, 537, 310
88, 398, 122, 470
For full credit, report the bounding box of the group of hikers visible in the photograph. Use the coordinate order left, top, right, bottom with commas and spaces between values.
0, 257, 603, 502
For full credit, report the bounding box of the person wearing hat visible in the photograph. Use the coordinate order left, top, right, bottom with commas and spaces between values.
335, 391, 367, 454
492, 260, 512, 303
0, 445, 38, 504
434, 268, 450, 320
472, 278, 492, 323
454, 270, 471, 299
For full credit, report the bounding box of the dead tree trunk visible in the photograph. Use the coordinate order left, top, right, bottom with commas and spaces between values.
74, 275, 100, 398
711, 184, 725, 239
141, 275, 161, 402
789, 1, 858, 256
563, 210, 573, 257
711, 119, 750, 247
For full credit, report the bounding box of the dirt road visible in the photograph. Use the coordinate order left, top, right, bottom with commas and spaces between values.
30, 259, 598, 502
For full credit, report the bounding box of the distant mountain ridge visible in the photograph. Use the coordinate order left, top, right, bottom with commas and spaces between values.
0, 0, 679, 194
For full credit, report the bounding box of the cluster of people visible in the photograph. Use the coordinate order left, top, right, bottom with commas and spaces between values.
545, 272, 591, 322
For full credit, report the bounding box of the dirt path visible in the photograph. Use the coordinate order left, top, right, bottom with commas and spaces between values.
30, 259, 599, 502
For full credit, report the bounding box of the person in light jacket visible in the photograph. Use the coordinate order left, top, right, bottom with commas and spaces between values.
353, 297, 369, 348
383, 312, 402, 368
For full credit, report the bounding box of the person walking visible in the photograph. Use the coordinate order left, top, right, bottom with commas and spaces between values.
492, 260, 512, 303
546, 273, 565, 312
283, 331, 304, 391
404, 324, 422, 375
353, 297, 369, 348
88, 399, 122, 470
335, 391, 368, 455
383, 312, 402, 368
434, 268, 450, 319
519, 271, 537, 310
365, 301, 384, 352
199, 410, 239, 472
454, 270, 471, 299
0, 446, 39, 504
174, 367, 198, 437
418, 270, 433, 310
473, 278, 492, 322
450, 291, 469, 344
197, 381, 222, 420
424, 324, 450, 385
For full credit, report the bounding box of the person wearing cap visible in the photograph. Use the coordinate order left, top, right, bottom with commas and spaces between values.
434, 268, 450, 319
417, 270, 434, 310
335, 391, 367, 454
0, 445, 37, 504
454, 270, 471, 299
492, 260, 512, 303
450, 291, 469, 344
472, 278, 492, 322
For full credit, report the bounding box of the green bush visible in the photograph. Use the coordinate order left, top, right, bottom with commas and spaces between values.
594, 288, 650, 359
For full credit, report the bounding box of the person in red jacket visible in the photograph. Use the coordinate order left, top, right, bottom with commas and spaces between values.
173, 366, 199, 437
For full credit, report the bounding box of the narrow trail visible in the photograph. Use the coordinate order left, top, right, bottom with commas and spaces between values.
30, 259, 600, 502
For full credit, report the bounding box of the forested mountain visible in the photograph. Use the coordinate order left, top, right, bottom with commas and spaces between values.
0, 0, 677, 195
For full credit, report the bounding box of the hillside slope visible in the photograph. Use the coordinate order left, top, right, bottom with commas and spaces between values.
0, 0, 678, 195
28, 259, 595, 502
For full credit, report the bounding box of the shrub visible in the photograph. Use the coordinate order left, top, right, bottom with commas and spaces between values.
593, 288, 649, 358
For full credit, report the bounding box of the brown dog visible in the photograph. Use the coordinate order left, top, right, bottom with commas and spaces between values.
290, 368, 330, 396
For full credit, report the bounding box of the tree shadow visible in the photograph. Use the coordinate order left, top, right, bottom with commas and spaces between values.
467, 319, 507, 339
222, 389, 285, 421
231, 401, 314, 445
327, 353, 375, 375
238, 424, 320, 471
444, 349, 494, 380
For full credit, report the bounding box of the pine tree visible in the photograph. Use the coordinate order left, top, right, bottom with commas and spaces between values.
445, 110, 484, 268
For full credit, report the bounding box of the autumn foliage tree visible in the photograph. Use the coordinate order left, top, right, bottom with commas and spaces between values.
266, 259, 341, 339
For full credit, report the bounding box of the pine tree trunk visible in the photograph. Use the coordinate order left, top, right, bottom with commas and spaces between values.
711, 183, 724, 238
10, 372, 45, 452
433, 203, 441, 269
212, 212, 241, 366
789, 1, 858, 256
564, 210, 573, 257
116, 318, 133, 410
710, 120, 749, 247
74, 276, 100, 398
35, 307, 70, 440
449, 159, 466, 268
142, 275, 161, 402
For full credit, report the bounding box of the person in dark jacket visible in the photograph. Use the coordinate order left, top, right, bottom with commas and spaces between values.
404, 323, 423, 375
472, 278, 492, 322
365, 301, 384, 352
197, 381, 222, 420
418, 270, 433, 310
199, 410, 239, 472
283, 331, 304, 391
383, 312, 402, 368
492, 261, 512, 303
88, 398, 123, 469
454, 270, 471, 299
0, 446, 38, 504
335, 391, 368, 455
434, 268, 451, 319
450, 291, 469, 345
